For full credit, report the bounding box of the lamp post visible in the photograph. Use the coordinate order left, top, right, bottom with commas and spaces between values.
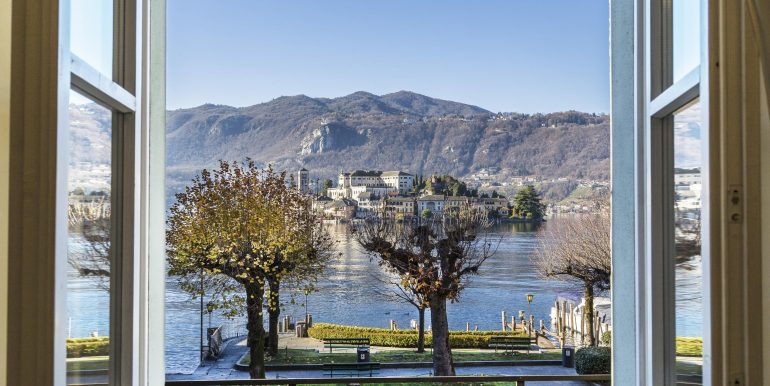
526, 293, 534, 318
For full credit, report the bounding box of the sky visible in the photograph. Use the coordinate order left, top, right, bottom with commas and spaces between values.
166, 0, 610, 113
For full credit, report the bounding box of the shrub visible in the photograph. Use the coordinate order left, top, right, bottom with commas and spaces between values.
575, 346, 611, 375
66, 337, 110, 358
675, 337, 703, 357
307, 323, 529, 349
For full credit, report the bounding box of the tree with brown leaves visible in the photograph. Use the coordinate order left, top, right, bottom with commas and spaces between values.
166, 160, 332, 378
353, 210, 497, 375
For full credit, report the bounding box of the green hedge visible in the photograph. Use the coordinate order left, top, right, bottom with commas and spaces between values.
575, 346, 611, 375
307, 323, 529, 349
67, 337, 109, 358
675, 337, 703, 357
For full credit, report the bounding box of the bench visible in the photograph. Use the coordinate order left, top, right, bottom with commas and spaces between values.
488, 336, 536, 354
322, 362, 380, 377
322, 338, 370, 353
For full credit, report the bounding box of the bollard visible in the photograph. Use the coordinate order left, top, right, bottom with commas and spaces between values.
562, 301, 568, 332
501, 310, 507, 331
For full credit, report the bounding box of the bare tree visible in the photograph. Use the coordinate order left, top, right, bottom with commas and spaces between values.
533, 209, 611, 346
369, 272, 429, 353
68, 198, 111, 289
352, 210, 497, 375
675, 205, 701, 260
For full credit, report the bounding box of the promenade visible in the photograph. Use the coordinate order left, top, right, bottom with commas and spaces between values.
165, 334, 591, 385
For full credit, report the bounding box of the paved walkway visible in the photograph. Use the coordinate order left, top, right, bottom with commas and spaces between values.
169, 364, 588, 385
166, 334, 590, 385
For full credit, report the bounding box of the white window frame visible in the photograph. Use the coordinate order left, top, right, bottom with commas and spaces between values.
612, 0, 709, 384
613, 0, 769, 385
7, 0, 165, 384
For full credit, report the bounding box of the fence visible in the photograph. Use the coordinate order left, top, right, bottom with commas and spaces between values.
204, 320, 248, 360
166, 374, 611, 386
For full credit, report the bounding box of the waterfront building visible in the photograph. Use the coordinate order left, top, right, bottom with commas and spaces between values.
417, 195, 446, 214
355, 192, 385, 218
384, 197, 416, 217
328, 170, 414, 199
475, 197, 510, 215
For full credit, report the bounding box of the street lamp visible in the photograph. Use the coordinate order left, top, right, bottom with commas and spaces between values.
526, 293, 534, 318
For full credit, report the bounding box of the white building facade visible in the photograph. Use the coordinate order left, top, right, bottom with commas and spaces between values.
328, 170, 414, 199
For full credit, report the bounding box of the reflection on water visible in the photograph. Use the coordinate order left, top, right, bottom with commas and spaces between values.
68, 218, 704, 374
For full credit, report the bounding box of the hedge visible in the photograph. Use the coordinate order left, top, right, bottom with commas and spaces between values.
575, 346, 611, 375
675, 337, 703, 357
67, 337, 109, 358
307, 323, 529, 349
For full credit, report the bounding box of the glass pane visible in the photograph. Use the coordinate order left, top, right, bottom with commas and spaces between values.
66, 90, 112, 384
672, 100, 703, 383
673, 0, 700, 82
71, 0, 113, 78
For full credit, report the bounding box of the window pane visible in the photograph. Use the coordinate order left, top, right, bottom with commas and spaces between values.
67, 90, 112, 385
71, 0, 113, 78
673, 0, 700, 82
673, 100, 703, 383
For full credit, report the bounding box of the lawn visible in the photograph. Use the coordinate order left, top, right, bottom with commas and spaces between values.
241, 348, 562, 366
676, 360, 702, 376
67, 356, 109, 371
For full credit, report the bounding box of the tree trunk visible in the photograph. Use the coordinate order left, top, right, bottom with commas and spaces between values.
429, 296, 455, 375
266, 278, 280, 357
245, 283, 266, 379
584, 283, 595, 346
417, 305, 426, 353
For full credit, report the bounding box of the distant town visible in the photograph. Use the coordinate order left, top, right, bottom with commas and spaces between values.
294, 168, 615, 221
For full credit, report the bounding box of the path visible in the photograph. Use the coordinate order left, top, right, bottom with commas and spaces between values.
166, 333, 591, 385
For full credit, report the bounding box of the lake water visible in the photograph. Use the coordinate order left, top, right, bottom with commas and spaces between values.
67, 218, 704, 374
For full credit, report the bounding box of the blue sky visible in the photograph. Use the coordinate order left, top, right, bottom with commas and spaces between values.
166, 0, 609, 113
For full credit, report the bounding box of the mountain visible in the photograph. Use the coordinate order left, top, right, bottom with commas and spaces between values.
67, 91, 610, 202
166, 91, 609, 194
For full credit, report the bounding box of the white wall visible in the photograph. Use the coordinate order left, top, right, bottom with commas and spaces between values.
0, 0, 10, 383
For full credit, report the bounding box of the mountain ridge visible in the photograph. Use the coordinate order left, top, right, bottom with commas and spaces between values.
164, 91, 609, 200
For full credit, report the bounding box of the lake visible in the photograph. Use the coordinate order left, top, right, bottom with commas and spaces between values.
66, 218, 703, 374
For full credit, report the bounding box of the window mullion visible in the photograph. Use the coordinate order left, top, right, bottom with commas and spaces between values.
649, 67, 700, 118
71, 55, 136, 113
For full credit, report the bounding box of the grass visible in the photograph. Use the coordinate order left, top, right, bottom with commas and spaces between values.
67, 356, 109, 372
241, 348, 562, 366
676, 360, 703, 377
675, 337, 703, 357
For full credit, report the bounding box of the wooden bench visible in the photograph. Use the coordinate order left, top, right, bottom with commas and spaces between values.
322, 338, 370, 353
488, 336, 536, 353
322, 362, 380, 377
